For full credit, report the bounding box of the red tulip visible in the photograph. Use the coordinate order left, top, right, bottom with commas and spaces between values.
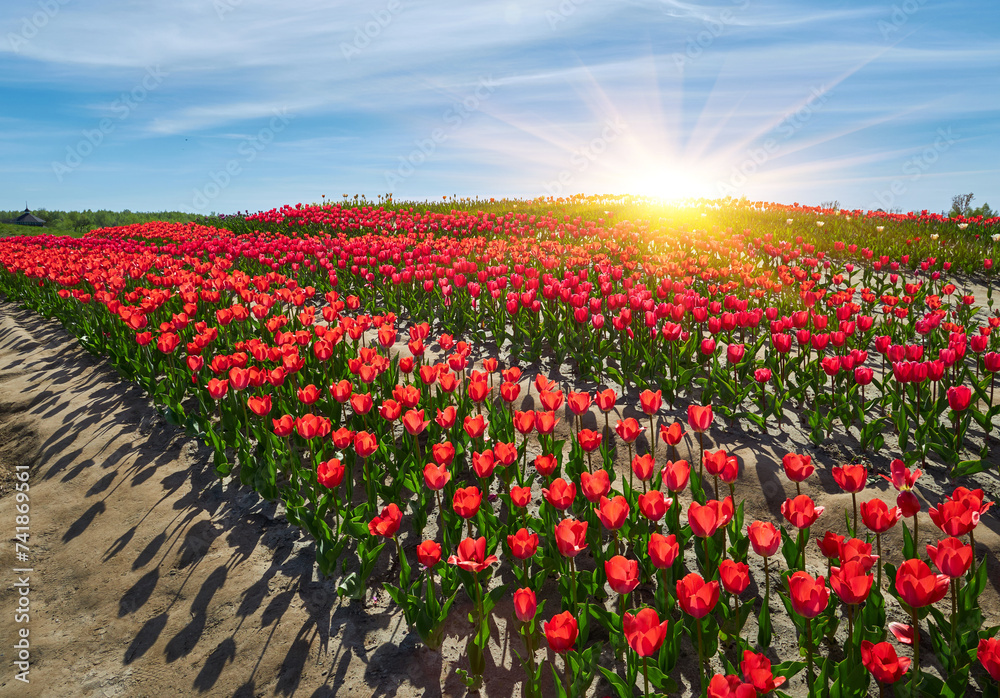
579, 469, 610, 502
928, 499, 980, 537
703, 449, 728, 477
816, 530, 845, 560
883, 458, 921, 491
542, 478, 577, 510
535, 411, 559, 434
782, 453, 814, 482
926, 537, 973, 579
463, 415, 487, 439
787, 570, 829, 618
833, 463, 867, 493
830, 560, 874, 605
368, 503, 402, 538
566, 390, 591, 415
595, 495, 630, 530
416, 540, 441, 567
423, 462, 450, 490
447, 536, 498, 573
979, 637, 1000, 681
595, 388, 617, 412
554, 518, 588, 557
688, 497, 733, 538
605, 555, 640, 594
638, 490, 671, 522
631, 454, 656, 481
615, 418, 643, 443
434, 405, 457, 428
741, 650, 786, 694
513, 587, 537, 622
653, 459, 685, 494
378, 399, 401, 421
860, 498, 902, 533
317, 459, 344, 489
507, 528, 540, 560
688, 404, 713, 432
431, 442, 455, 466
660, 422, 684, 446
354, 431, 378, 458
839, 537, 878, 572
894, 558, 949, 608
781, 494, 824, 529
639, 389, 662, 415
402, 408, 430, 435
861, 641, 911, 684
510, 485, 531, 508
947, 385, 972, 411
747, 521, 780, 557
534, 453, 558, 477
719, 559, 750, 595
707, 674, 756, 698
453, 486, 483, 519
648, 532, 679, 568
676, 573, 720, 618
727, 343, 746, 364
543, 611, 578, 653
577, 428, 603, 452
623, 608, 669, 657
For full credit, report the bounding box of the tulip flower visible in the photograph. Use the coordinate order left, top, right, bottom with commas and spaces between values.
533, 453, 558, 478
509, 485, 531, 509
579, 469, 610, 502
861, 640, 911, 685
741, 650, 786, 694
624, 607, 669, 657
605, 555, 640, 595
447, 536, 498, 573
317, 458, 344, 489
453, 486, 483, 520
542, 478, 577, 511
595, 495, 630, 533
368, 503, 402, 538
719, 559, 750, 595
554, 518, 588, 558
513, 587, 537, 622
782, 453, 814, 495
677, 572, 720, 689
833, 463, 866, 533
416, 540, 441, 568
637, 490, 671, 522
543, 611, 578, 653
895, 558, 950, 683
661, 459, 690, 493
787, 570, 828, 689
979, 637, 1000, 681
707, 674, 756, 698
648, 532, 679, 569
631, 454, 656, 483
507, 528, 540, 561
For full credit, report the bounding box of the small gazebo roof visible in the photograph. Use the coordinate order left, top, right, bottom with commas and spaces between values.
10, 206, 45, 226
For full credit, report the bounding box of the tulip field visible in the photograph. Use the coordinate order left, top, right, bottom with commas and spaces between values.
3, 195, 1000, 697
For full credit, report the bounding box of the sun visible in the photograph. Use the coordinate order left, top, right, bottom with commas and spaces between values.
617, 165, 718, 203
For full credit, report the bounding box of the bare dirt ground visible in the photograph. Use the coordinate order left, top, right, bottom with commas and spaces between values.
1, 295, 1000, 698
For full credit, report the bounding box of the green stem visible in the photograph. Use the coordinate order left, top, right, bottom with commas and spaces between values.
806, 615, 814, 690
911, 604, 920, 694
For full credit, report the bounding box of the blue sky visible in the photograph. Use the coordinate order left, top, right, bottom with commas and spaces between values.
1, 0, 998, 214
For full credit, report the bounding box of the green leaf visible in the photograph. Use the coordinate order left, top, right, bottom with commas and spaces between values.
596, 666, 633, 698
954, 459, 986, 477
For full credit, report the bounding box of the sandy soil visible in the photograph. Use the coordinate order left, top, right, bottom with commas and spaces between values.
1, 297, 1000, 698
